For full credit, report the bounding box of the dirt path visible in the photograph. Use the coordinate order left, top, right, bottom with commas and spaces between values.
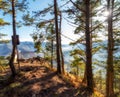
0, 62, 101, 97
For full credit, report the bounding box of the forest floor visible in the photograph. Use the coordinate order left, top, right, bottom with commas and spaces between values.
0, 61, 104, 97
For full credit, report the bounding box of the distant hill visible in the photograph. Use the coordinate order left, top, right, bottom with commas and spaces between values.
0, 41, 35, 57
2, 40, 120, 69
0, 41, 73, 61
0, 43, 12, 56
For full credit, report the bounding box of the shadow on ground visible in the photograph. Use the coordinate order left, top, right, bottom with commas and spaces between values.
0, 64, 90, 97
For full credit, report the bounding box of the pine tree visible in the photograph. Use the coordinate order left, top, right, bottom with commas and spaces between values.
5, 0, 28, 76
84, 0, 94, 93
54, 0, 62, 74
9, 0, 17, 77
106, 0, 117, 96
68, 0, 103, 93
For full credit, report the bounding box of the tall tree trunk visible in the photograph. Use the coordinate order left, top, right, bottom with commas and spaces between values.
85, 0, 94, 93
59, 11, 65, 74
9, 0, 17, 77
106, 0, 114, 97
82, 1, 93, 85
60, 45, 64, 74
54, 0, 62, 74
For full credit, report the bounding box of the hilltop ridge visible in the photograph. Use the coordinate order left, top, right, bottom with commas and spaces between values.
0, 61, 104, 97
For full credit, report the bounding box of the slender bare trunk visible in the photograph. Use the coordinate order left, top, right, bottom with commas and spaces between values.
54, 0, 62, 74
59, 11, 65, 74
9, 0, 17, 77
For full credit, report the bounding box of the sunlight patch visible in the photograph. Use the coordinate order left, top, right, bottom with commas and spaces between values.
9, 82, 21, 88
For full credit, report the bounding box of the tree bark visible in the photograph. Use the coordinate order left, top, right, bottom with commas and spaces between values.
85, 0, 94, 93
59, 11, 65, 74
54, 0, 62, 74
9, 0, 17, 77
106, 0, 114, 97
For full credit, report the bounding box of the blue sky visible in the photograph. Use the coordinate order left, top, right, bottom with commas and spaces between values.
0, 0, 79, 44
1, 0, 51, 41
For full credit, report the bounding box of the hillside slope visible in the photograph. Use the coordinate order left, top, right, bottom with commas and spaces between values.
0, 62, 99, 97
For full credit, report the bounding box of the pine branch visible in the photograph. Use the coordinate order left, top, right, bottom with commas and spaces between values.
69, 0, 85, 12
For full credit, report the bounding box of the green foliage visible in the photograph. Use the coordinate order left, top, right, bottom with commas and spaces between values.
31, 10, 56, 60
74, 26, 85, 34
114, 57, 120, 92
46, 23, 54, 34
0, 0, 10, 12
44, 55, 51, 61
0, 18, 10, 26
70, 54, 85, 76
70, 55, 84, 67
44, 23, 56, 62
92, 45, 102, 55
34, 41, 42, 53
22, 12, 35, 26
112, 1, 120, 93
70, 49, 85, 57
0, 0, 28, 15
0, 65, 5, 72
0, 33, 9, 43
9, 82, 21, 88
37, 22, 46, 28
34, 5, 53, 17
31, 33, 44, 53
68, 0, 104, 72
0, 0, 30, 30
0, 33, 7, 38
114, 29, 120, 46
